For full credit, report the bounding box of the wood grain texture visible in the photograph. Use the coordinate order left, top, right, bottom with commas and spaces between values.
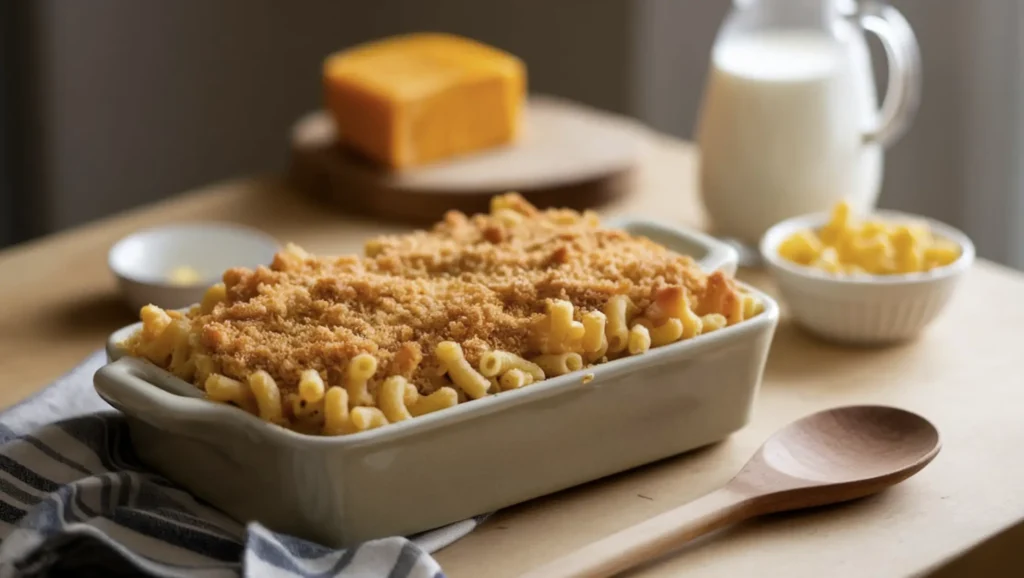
523, 406, 941, 578
287, 95, 651, 223
0, 137, 1022, 577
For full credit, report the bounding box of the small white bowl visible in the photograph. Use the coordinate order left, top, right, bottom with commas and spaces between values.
109, 223, 280, 312
760, 210, 975, 345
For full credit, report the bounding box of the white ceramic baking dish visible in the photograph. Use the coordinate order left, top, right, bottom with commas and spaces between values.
93, 219, 778, 548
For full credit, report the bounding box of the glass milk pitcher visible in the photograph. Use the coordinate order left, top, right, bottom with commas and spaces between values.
695, 0, 920, 245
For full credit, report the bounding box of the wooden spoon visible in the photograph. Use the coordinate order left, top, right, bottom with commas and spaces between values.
521, 405, 941, 578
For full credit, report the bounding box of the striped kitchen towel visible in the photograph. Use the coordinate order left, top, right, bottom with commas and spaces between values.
0, 350, 488, 578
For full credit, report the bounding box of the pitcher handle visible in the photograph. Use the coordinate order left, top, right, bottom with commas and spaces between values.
857, 1, 922, 147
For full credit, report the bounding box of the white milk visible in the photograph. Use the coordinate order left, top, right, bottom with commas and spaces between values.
696, 29, 882, 244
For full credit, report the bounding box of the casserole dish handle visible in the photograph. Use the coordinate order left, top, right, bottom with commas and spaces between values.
605, 217, 739, 276
696, 238, 739, 276
94, 356, 266, 443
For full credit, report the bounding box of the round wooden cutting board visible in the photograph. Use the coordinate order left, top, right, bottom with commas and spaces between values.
287, 95, 653, 223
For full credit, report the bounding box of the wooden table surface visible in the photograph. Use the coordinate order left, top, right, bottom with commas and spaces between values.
2, 136, 1023, 577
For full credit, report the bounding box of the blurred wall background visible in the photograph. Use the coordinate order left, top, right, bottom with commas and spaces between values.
3, 0, 1023, 268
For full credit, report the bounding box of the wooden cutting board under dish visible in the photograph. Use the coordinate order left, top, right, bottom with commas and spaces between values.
287, 95, 653, 223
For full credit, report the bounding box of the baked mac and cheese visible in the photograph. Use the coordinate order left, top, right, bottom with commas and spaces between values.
122, 193, 763, 436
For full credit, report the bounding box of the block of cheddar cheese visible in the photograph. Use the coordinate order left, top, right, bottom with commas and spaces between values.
323, 33, 526, 170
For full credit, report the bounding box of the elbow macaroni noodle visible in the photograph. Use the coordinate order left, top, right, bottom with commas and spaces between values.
379, 376, 414, 422
603, 295, 633, 354
345, 353, 377, 407
580, 311, 607, 354
437, 341, 492, 399
479, 350, 544, 382
499, 368, 533, 390
627, 324, 651, 356
248, 370, 285, 425
542, 300, 586, 354
644, 318, 684, 347
123, 193, 766, 436
531, 352, 584, 377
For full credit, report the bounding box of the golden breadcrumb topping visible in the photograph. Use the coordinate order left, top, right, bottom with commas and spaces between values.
174, 194, 742, 397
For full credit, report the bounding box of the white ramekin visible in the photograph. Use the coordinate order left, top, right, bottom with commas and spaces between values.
760, 210, 975, 345
109, 223, 280, 312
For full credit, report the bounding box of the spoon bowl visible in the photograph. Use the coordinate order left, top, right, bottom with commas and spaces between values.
757, 405, 940, 484
522, 405, 941, 578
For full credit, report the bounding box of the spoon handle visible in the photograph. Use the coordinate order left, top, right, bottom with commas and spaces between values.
519, 488, 752, 578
